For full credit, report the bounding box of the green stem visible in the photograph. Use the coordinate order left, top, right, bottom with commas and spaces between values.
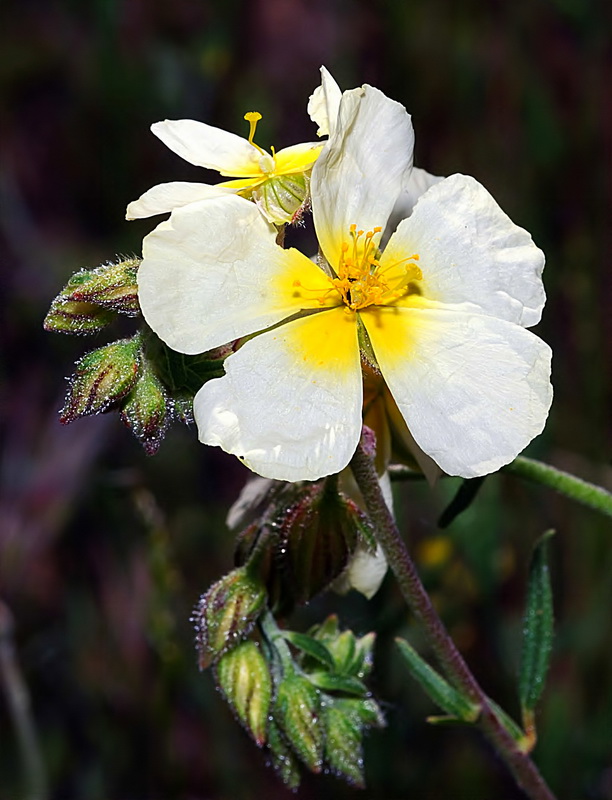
389, 455, 612, 519
502, 456, 612, 518
350, 439, 556, 800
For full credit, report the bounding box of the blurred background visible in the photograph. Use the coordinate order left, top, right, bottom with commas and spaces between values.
1, 0, 611, 798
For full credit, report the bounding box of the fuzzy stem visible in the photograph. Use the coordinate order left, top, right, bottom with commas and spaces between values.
350, 440, 556, 800
502, 456, 612, 518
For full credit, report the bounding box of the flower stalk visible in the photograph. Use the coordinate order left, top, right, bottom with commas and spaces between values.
350, 437, 557, 800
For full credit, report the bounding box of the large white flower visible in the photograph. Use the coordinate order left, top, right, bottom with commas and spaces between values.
126, 110, 323, 225
138, 84, 552, 483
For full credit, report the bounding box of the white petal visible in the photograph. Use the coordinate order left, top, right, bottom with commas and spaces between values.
312, 85, 414, 270
383, 166, 444, 241
126, 181, 234, 220
384, 174, 546, 327
138, 194, 336, 354
307, 66, 342, 137
195, 308, 363, 482
336, 545, 388, 599
361, 306, 553, 478
151, 119, 263, 176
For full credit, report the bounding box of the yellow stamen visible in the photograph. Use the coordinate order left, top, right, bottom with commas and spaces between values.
328, 224, 423, 311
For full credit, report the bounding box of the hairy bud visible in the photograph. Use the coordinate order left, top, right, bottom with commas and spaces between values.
215, 640, 272, 746
194, 567, 267, 669
60, 334, 141, 423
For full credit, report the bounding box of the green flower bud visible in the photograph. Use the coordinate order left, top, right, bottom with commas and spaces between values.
266, 719, 302, 790
194, 567, 267, 669
275, 673, 323, 772
251, 173, 310, 225
60, 335, 141, 423
120, 359, 168, 455
323, 698, 365, 788
215, 640, 272, 747
323, 695, 386, 787
44, 298, 115, 335
67, 257, 140, 315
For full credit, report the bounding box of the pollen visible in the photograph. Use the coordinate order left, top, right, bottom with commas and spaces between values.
329, 224, 423, 311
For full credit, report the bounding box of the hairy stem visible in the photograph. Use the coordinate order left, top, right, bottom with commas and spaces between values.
350, 440, 556, 800
502, 456, 612, 518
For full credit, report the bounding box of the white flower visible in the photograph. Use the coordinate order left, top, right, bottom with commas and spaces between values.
138, 83, 552, 483
126, 110, 323, 225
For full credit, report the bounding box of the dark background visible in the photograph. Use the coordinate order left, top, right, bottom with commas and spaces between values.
1, 0, 611, 798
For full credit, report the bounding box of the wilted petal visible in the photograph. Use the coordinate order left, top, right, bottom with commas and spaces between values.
383, 174, 546, 327
339, 545, 388, 599
361, 306, 553, 478
307, 66, 343, 137
126, 181, 234, 220
195, 308, 362, 481
312, 85, 414, 270
138, 195, 337, 354
151, 119, 263, 176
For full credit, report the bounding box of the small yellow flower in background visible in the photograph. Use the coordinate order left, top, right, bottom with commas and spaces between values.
138, 81, 552, 483
126, 108, 323, 225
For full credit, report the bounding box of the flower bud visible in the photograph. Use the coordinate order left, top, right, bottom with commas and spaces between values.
324, 695, 386, 787
64, 259, 140, 314
266, 719, 302, 790
44, 298, 115, 335
60, 335, 141, 423
215, 640, 272, 746
194, 567, 267, 669
277, 481, 361, 607
323, 698, 365, 787
252, 174, 310, 225
120, 359, 168, 455
275, 673, 323, 772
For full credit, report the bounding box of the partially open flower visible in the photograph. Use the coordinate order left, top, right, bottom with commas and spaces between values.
126, 110, 322, 225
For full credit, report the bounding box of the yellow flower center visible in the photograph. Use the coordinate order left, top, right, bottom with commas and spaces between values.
329, 225, 422, 311
244, 111, 275, 174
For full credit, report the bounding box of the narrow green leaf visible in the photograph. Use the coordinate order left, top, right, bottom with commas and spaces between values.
519, 530, 555, 713
395, 638, 480, 722
438, 477, 486, 528
306, 671, 368, 697
282, 631, 335, 670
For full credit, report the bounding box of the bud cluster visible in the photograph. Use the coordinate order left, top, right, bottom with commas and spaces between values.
45, 258, 231, 454
209, 611, 384, 790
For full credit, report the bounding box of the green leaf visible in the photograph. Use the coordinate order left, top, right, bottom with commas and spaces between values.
438, 477, 486, 528
282, 632, 335, 670
395, 638, 480, 722
519, 530, 555, 714
306, 671, 368, 697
